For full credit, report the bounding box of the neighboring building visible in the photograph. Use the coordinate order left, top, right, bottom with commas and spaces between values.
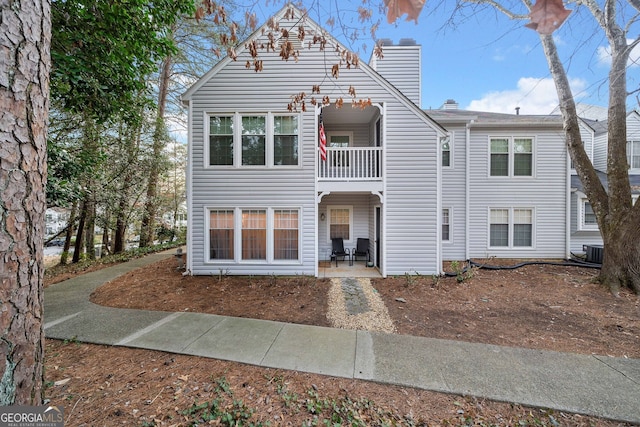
569, 111, 640, 255
182, 4, 632, 277
45, 207, 70, 237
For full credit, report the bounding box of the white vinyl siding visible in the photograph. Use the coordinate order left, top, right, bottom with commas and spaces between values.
469, 128, 565, 259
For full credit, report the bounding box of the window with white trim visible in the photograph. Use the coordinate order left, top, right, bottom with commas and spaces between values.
241, 116, 266, 166
577, 197, 599, 231
489, 208, 534, 248
207, 113, 300, 167
274, 209, 299, 260
490, 137, 534, 177
241, 209, 267, 260
208, 208, 300, 262
274, 116, 299, 165
209, 116, 234, 165
441, 136, 451, 167
442, 208, 451, 242
209, 210, 234, 259
627, 140, 640, 169
328, 206, 352, 242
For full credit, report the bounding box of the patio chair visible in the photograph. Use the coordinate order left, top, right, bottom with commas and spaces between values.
352, 238, 370, 265
331, 237, 351, 267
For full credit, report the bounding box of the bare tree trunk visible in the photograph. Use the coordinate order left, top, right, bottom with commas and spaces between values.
140, 53, 173, 248
83, 196, 96, 260
0, 0, 51, 405
539, 11, 640, 294
114, 194, 129, 253
60, 203, 77, 265
72, 203, 86, 263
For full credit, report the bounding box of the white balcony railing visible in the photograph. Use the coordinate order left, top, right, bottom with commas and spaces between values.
318, 147, 382, 181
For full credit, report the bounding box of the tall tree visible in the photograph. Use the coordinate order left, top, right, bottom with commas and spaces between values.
0, 0, 51, 405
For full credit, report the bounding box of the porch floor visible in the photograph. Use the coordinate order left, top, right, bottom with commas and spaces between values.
318, 260, 381, 278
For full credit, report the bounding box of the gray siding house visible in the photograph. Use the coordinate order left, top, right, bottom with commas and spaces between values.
182, 5, 446, 278
426, 106, 569, 261
183, 5, 628, 277
570, 111, 640, 254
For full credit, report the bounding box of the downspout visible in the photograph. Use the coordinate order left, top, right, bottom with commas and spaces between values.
436, 130, 442, 274
565, 137, 571, 259
314, 106, 320, 278
382, 102, 387, 278
185, 101, 194, 274
465, 121, 472, 261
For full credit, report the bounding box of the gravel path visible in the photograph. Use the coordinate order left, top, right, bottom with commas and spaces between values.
326, 278, 396, 333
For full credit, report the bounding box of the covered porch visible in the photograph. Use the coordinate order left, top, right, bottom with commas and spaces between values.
318, 259, 382, 278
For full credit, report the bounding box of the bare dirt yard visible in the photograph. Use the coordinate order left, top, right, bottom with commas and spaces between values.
44, 257, 639, 426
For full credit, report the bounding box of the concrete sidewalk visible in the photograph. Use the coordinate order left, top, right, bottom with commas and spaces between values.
44, 252, 640, 424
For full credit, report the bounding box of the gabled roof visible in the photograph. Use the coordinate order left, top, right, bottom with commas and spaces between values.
181, 4, 446, 134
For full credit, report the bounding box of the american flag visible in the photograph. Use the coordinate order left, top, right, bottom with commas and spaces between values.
319, 117, 327, 161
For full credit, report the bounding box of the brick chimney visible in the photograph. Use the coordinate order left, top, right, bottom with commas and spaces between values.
370, 38, 421, 106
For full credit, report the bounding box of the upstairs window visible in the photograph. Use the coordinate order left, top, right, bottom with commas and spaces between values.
441, 136, 451, 167
209, 116, 234, 166
274, 116, 299, 165
241, 116, 266, 166
208, 113, 300, 167
490, 139, 509, 176
490, 137, 534, 177
514, 138, 533, 176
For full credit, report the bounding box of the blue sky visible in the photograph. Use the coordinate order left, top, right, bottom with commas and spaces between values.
242, 1, 640, 115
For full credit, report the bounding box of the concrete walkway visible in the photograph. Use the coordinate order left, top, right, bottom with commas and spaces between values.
44, 252, 640, 424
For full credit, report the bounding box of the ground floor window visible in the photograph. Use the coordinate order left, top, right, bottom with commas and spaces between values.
274, 209, 299, 260
442, 208, 451, 242
489, 208, 533, 248
209, 210, 234, 259
328, 206, 352, 242
208, 207, 300, 262
242, 209, 266, 260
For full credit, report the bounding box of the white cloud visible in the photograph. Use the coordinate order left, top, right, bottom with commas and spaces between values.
466, 77, 587, 114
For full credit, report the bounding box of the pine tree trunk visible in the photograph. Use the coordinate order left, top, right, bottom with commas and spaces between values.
0, 0, 51, 405
72, 203, 86, 263
140, 53, 173, 248
60, 203, 77, 265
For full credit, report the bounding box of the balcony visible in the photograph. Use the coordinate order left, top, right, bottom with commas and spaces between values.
317, 146, 383, 193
